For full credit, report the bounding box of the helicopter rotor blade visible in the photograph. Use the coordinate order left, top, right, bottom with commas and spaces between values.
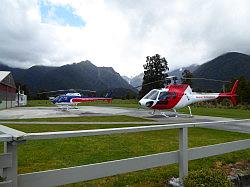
37, 89, 71, 94
134, 79, 165, 88
37, 89, 98, 95
74, 89, 96, 93
181, 77, 231, 83
134, 76, 231, 89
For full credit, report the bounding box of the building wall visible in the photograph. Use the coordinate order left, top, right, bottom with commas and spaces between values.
0, 83, 16, 109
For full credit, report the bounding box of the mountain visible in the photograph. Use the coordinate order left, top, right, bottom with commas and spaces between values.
124, 65, 198, 88
125, 52, 250, 92
122, 73, 144, 88
122, 76, 131, 84
130, 73, 144, 88
192, 52, 250, 91
168, 64, 199, 78
0, 61, 137, 98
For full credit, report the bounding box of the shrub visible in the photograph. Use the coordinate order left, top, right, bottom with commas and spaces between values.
0, 176, 5, 182
183, 168, 234, 187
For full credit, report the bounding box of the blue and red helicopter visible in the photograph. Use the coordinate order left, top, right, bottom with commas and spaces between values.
39, 89, 112, 110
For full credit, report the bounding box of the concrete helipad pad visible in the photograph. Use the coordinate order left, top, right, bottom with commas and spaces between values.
0, 106, 249, 133
0, 106, 212, 121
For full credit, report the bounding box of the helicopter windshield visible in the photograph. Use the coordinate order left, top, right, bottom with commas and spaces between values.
54, 96, 60, 101
142, 90, 159, 100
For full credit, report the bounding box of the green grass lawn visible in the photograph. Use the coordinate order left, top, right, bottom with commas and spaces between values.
180, 106, 250, 119
26, 100, 54, 107
26, 99, 138, 108
78, 99, 138, 108
1, 122, 250, 187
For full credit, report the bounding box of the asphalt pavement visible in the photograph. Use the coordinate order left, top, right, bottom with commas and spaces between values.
0, 106, 249, 134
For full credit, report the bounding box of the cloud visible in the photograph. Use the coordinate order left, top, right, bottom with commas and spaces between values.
0, 0, 250, 76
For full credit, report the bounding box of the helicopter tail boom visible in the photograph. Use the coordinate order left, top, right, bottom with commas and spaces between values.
219, 80, 239, 105
230, 80, 239, 95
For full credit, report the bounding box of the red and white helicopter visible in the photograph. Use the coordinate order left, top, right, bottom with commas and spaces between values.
139, 77, 239, 117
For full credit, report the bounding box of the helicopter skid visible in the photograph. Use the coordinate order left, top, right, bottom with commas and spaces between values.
147, 109, 193, 118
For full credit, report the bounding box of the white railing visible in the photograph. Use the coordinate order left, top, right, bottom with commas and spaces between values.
0, 119, 250, 187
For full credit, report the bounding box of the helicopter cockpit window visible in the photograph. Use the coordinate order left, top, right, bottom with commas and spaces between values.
158, 91, 168, 100
58, 97, 63, 102
158, 91, 177, 100
171, 92, 176, 98
54, 96, 60, 101
142, 90, 159, 100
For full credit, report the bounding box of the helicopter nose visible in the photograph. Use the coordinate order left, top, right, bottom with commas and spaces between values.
138, 99, 145, 107
139, 99, 154, 108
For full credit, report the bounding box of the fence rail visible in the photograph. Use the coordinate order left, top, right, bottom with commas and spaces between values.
0, 119, 250, 187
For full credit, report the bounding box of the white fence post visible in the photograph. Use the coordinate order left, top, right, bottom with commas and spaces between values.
3, 142, 18, 187
179, 127, 188, 179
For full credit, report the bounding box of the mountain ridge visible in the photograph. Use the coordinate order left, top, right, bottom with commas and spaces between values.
122, 52, 250, 92
192, 52, 250, 91
0, 61, 137, 97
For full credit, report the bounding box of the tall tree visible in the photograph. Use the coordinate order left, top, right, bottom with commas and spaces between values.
139, 54, 169, 98
181, 69, 193, 86
229, 76, 250, 104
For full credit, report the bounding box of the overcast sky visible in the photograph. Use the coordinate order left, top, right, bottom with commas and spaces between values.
1, 0, 250, 76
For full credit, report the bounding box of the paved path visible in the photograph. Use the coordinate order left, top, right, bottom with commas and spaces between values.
0, 121, 163, 125
0, 106, 249, 134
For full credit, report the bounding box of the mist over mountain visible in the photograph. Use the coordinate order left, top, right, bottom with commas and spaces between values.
0, 61, 137, 98
168, 64, 199, 78
122, 76, 131, 84
123, 65, 199, 88
192, 52, 250, 91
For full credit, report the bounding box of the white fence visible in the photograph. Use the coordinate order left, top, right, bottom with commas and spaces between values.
0, 119, 250, 187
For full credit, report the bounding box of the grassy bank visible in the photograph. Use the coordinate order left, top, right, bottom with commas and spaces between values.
180, 107, 250, 119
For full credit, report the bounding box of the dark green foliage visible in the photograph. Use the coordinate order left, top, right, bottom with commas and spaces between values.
193, 52, 250, 91
228, 76, 250, 104
0, 176, 5, 182
181, 69, 193, 86
110, 88, 137, 99
184, 168, 234, 187
139, 54, 169, 98
15, 82, 30, 97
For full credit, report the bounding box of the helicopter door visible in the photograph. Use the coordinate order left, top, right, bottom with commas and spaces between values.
157, 91, 169, 104
157, 91, 177, 105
